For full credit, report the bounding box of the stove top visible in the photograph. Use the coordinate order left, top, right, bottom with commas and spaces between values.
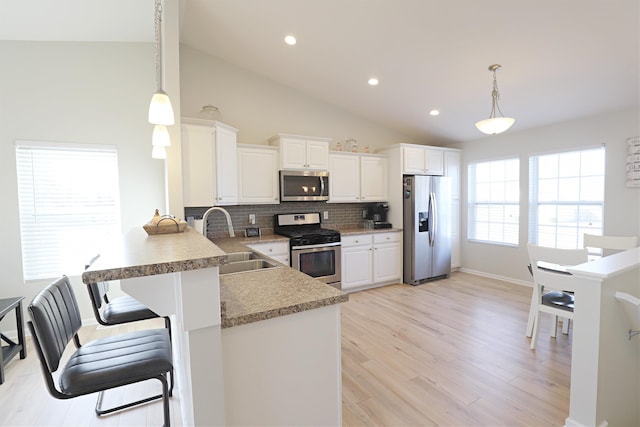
274, 212, 341, 246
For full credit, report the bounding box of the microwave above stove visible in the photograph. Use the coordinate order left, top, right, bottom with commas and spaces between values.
280, 170, 329, 202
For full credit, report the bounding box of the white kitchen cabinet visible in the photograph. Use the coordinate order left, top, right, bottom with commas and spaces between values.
328, 152, 388, 203
372, 232, 402, 283
237, 144, 279, 205
269, 134, 330, 170
341, 231, 402, 291
444, 150, 461, 269
341, 235, 373, 290
402, 145, 444, 175
246, 241, 290, 265
182, 119, 238, 206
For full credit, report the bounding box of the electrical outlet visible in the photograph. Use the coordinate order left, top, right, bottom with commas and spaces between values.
362, 209, 367, 218
249, 213, 256, 225
323, 211, 329, 220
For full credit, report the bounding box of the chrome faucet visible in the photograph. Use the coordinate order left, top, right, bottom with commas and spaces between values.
201, 206, 235, 238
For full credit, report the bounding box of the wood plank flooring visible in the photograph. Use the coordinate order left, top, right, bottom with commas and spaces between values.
341, 272, 571, 426
0, 271, 571, 426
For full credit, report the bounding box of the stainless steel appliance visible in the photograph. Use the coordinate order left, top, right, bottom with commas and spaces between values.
274, 212, 341, 288
279, 170, 329, 202
403, 175, 452, 284
364, 203, 392, 229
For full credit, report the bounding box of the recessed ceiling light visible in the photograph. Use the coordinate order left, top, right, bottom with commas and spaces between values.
284, 35, 297, 45
429, 109, 440, 116
368, 77, 379, 86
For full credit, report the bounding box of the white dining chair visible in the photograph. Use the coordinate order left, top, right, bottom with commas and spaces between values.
583, 233, 638, 257
526, 244, 588, 350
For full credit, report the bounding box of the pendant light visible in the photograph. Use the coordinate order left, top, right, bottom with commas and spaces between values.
148, 0, 174, 126
475, 64, 515, 135
149, 0, 173, 159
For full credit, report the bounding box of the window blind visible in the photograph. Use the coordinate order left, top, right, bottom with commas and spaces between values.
529, 147, 605, 249
15, 142, 121, 281
468, 158, 520, 246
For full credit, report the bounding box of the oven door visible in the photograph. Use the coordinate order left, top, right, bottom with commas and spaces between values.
291, 243, 341, 288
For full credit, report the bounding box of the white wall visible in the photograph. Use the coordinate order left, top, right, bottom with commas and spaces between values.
179, 45, 418, 150
0, 41, 166, 326
452, 108, 640, 284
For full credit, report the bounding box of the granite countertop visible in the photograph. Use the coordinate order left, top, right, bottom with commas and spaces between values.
337, 226, 403, 236
82, 226, 228, 283
213, 234, 348, 328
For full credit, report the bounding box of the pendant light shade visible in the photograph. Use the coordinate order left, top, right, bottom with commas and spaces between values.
475, 64, 515, 135
149, 90, 175, 125
151, 145, 167, 159
475, 117, 515, 135
152, 125, 171, 147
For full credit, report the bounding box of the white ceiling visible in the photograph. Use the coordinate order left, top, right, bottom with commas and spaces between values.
3, 0, 639, 144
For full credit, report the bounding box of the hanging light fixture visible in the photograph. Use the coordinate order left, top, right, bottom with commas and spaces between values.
475, 64, 515, 135
149, 0, 174, 125
149, 0, 173, 159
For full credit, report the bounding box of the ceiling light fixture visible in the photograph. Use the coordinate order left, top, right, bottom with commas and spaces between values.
368, 77, 379, 86
149, 0, 174, 159
284, 35, 297, 45
475, 64, 515, 135
199, 104, 222, 120
429, 109, 440, 116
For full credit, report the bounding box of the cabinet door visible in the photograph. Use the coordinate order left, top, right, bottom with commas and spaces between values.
329, 153, 360, 202
238, 147, 279, 204
280, 137, 308, 169
214, 125, 238, 205
342, 245, 373, 290
402, 146, 426, 174
424, 148, 444, 175
360, 156, 388, 202
306, 140, 329, 170
182, 124, 215, 206
373, 242, 402, 283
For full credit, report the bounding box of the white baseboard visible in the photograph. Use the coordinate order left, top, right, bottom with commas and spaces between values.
565, 416, 608, 427
457, 267, 533, 288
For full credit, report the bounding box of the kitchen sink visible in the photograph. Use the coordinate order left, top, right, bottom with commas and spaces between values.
219, 259, 279, 275
225, 251, 260, 263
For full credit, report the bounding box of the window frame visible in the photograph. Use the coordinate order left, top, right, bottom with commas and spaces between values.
467, 157, 521, 247
15, 140, 122, 282
528, 145, 606, 249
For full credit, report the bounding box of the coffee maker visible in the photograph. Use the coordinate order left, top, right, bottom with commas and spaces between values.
364, 203, 392, 229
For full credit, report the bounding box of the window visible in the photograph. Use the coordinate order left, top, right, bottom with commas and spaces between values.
529, 146, 605, 249
16, 142, 121, 281
468, 158, 520, 246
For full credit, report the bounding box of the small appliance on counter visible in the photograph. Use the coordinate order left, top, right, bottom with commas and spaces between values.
364, 203, 392, 229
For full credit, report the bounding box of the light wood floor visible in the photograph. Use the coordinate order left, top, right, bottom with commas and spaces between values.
0, 271, 571, 426
342, 272, 571, 426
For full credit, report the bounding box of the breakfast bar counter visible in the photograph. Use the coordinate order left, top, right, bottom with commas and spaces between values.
82, 226, 348, 426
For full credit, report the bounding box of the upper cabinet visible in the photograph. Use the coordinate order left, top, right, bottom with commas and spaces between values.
402, 145, 444, 176
237, 144, 279, 205
329, 152, 388, 203
182, 119, 238, 206
269, 134, 330, 170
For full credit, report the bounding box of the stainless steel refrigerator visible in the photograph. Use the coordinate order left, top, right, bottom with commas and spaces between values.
403, 175, 452, 284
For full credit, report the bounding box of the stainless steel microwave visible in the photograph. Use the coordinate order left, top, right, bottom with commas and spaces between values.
279, 170, 329, 201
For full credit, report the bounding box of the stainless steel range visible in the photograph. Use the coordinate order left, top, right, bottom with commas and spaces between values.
274, 213, 341, 288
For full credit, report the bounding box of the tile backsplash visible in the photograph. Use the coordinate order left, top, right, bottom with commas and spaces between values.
185, 202, 378, 239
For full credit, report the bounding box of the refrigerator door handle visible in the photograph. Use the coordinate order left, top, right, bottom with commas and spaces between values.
429, 192, 436, 246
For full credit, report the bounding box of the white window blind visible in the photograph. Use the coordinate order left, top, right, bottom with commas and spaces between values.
529, 147, 605, 249
468, 158, 520, 246
15, 142, 121, 282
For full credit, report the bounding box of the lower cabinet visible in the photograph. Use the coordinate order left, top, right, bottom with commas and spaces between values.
341, 231, 402, 292
246, 241, 290, 265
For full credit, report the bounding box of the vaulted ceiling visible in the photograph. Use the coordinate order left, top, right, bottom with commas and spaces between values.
3, 0, 638, 144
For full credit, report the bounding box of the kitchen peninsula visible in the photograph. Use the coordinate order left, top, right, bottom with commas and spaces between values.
82, 226, 347, 426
